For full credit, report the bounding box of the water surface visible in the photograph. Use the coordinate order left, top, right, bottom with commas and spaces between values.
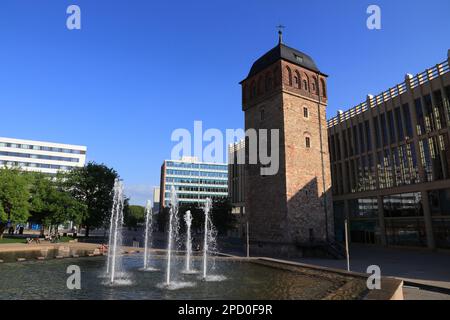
0, 255, 351, 300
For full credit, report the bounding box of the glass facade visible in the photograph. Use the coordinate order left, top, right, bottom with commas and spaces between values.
333, 201, 345, 243
349, 198, 378, 218
383, 193, 423, 218
348, 198, 380, 244
432, 219, 450, 249
383, 192, 426, 247
385, 218, 427, 247
328, 56, 450, 249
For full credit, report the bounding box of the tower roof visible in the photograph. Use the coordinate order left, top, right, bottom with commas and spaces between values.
241, 42, 326, 83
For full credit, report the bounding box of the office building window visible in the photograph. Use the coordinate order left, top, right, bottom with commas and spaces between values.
380, 113, 388, 147
350, 126, 357, 155
364, 120, 372, 151
374, 117, 381, 149
387, 110, 395, 143
415, 99, 425, 136
385, 218, 427, 247
432, 219, 450, 249
423, 94, 437, 132
349, 198, 378, 218
383, 192, 423, 218
429, 188, 450, 216
395, 107, 404, 141
402, 103, 413, 138
433, 90, 446, 129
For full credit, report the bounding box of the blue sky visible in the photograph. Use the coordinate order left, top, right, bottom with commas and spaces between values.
1, 0, 449, 205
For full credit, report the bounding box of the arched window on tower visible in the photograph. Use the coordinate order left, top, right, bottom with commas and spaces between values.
295, 70, 301, 89
303, 77, 309, 92
321, 78, 327, 98
305, 136, 311, 148
286, 66, 292, 86
312, 76, 319, 94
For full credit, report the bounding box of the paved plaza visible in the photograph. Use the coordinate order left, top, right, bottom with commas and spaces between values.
293, 244, 450, 288
291, 243, 450, 299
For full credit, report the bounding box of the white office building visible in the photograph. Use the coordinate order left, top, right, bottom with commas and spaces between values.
160, 157, 228, 208
0, 137, 87, 175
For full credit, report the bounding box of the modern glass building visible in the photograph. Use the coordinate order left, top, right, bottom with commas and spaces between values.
328, 51, 450, 249
159, 157, 228, 208
0, 137, 87, 175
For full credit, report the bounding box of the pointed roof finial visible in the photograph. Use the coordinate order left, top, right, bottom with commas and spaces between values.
276, 25, 285, 44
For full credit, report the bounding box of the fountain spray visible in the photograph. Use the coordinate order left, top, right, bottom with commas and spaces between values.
184, 210, 193, 272
143, 200, 153, 270
108, 179, 125, 284
202, 198, 212, 279
166, 186, 179, 285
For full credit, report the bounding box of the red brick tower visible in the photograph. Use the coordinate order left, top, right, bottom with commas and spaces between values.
240, 32, 333, 256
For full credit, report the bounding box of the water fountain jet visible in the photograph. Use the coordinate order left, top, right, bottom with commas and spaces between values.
201, 198, 226, 282
202, 199, 211, 280
165, 186, 179, 286
141, 200, 158, 271
159, 186, 195, 290
182, 210, 197, 274
105, 179, 129, 285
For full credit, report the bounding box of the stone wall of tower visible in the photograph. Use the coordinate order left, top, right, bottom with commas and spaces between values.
281, 59, 334, 244
281, 83, 334, 244
244, 87, 289, 244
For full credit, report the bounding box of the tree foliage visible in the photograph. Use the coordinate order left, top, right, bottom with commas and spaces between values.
28, 172, 87, 228
177, 203, 204, 234
0, 167, 30, 237
211, 197, 235, 236
124, 204, 145, 228
156, 198, 235, 236
63, 162, 118, 236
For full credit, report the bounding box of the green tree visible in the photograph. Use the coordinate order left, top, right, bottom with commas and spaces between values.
211, 197, 235, 236
63, 162, 118, 237
124, 204, 145, 228
28, 172, 87, 233
44, 190, 87, 229
0, 167, 30, 238
157, 206, 169, 232
178, 203, 204, 234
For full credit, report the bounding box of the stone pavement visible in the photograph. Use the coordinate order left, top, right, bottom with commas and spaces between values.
292, 243, 450, 290
403, 287, 450, 300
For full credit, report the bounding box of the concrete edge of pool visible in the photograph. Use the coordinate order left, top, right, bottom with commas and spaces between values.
217, 253, 403, 300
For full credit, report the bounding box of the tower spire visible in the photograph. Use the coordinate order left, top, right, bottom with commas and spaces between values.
276, 25, 285, 44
